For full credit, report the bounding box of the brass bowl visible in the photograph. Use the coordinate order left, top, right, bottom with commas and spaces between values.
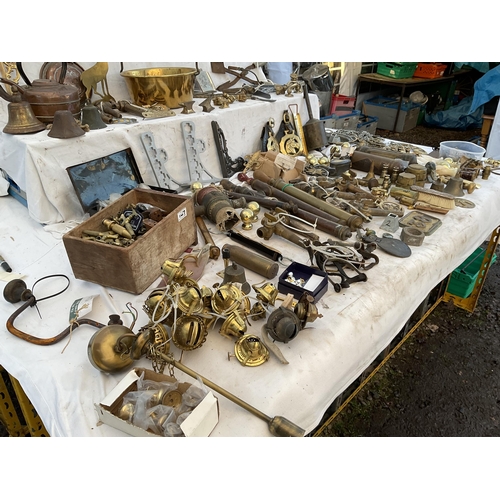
120, 67, 198, 109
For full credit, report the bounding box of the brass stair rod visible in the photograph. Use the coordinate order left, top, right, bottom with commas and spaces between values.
157, 352, 305, 437
251, 172, 363, 230
269, 176, 363, 229
250, 178, 347, 226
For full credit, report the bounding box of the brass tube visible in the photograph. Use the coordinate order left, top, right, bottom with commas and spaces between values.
222, 244, 279, 279
156, 352, 305, 437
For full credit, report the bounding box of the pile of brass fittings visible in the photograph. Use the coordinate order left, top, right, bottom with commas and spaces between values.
81, 203, 169, 246
142, 257, 322, 367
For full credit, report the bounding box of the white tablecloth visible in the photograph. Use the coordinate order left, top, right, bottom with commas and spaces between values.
0, 91, 314, 225
1, 161, 500, 437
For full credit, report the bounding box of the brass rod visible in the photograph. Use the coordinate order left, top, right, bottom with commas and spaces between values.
157, 352, 305, 437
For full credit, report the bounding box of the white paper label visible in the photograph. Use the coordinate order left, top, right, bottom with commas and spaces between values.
69, 295, 98, 322
177, 207, 187, 222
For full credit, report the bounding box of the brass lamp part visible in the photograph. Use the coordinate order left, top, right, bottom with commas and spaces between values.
87, 324, 136, 373
234, 334, 269, 367
211, 283, 244, 316
219, 311, 247, 339
249, 302, 267, 320
161, 259, 194, 284
172, 315, 208, 350
294, 293, 323, 329
173, 283, 204, 315
252, 282, 279, 305
143, 289, 174, 324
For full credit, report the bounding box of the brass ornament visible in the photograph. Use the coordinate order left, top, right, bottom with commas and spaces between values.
280, 131, 302, 156
240, 208, 254, 230
234, 334, 270, 367
246, 201, 260, 222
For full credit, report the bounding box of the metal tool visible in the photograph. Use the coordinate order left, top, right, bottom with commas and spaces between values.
211, 121, 245, 178
156, 351, 305, 437
181, 121, 221, 183
358, 229, 412, 258
3, 276, 107, 346
196, 216, 220, 260
140, 132, 188, 190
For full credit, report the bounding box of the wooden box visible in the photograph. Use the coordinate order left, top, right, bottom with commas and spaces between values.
63, 188, 197, 294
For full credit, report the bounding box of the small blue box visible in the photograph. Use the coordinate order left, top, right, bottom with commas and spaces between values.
278, 262, 328, 302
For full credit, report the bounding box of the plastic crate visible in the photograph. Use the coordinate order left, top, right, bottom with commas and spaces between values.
446, 248, 497, 298
414, 63, 447, 79
376, 62, 418, 79
330, 94, 356, 116
321, 110, 361, 130
363, 96, 420, 133
356, 115, 378, 134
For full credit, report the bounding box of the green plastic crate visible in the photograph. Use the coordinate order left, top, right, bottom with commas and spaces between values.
376, 62, 418, 79
446, 248, 497, 298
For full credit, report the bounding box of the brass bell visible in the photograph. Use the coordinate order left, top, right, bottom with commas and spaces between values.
48, 109, 85, 138
443, 173, 465, 197
80, 104, 107, 130
3, 101, 46, 134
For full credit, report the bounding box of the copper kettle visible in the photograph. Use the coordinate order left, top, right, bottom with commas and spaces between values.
12, 62, 81, 123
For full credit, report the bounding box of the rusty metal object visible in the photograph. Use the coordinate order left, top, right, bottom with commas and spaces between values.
194, 185, 240, 231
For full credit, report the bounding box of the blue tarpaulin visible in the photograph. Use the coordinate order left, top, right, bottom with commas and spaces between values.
468, 65, 500, 114
424, 96, 483, 130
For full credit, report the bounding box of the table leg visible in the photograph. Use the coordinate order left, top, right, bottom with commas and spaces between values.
393, 84, 406, 132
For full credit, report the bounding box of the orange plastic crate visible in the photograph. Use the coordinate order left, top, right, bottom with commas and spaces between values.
414, 63, 447, 79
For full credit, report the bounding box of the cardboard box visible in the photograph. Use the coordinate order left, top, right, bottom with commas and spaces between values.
63, 188, 197, 294
256, 151, 305, 182
95, 368, 219, 437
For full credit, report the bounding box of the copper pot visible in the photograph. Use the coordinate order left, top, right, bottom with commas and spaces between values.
13, 62, 81, 123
